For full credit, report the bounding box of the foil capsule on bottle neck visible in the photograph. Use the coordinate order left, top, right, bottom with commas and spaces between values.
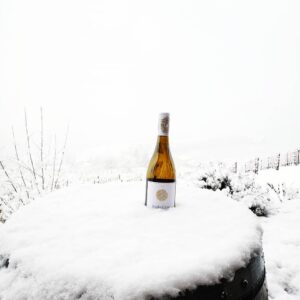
158, 113, 170, 136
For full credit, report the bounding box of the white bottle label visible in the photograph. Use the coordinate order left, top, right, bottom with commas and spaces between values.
146, 181, 176, 208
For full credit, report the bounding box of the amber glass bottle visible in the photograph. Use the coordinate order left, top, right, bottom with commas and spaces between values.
145, 113, 176, 208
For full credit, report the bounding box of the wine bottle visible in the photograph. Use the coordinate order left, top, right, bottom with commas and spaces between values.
145, 113, 176, 208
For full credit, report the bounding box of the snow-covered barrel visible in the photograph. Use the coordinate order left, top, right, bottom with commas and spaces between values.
0, 182, 267, 300
148, 251, 268, 300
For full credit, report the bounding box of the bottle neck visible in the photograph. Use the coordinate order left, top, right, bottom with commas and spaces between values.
156, 135, 170, 153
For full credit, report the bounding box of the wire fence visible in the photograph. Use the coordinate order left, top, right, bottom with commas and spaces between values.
230, 149, 300, 174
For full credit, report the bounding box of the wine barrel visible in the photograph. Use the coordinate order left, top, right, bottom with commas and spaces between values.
148, 250, 268, 300
0, 183, 269, 300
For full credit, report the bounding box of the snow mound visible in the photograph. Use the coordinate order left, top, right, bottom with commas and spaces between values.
0, 182, 262, 300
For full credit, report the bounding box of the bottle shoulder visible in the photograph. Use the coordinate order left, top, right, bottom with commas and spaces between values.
146, 150, 176, 180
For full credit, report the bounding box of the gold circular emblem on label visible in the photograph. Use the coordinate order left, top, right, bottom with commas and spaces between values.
156, 189, 168, 201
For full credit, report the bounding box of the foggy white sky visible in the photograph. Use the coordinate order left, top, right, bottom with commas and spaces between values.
1, 0, 300, 162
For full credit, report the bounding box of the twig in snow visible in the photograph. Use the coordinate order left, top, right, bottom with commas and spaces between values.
40, 107, 45, 190
15, 160, 42, 179
51, 135, 57, 191
0, 160, 18, 194
24, 109, 40, 194
12, 126, 30, 199
54, 125, 69, 189
0, 196, 14, 212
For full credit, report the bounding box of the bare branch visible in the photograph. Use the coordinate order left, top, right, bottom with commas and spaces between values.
12, 126, 30, 198
54, 125, 69, 189
14, 160, 43, 179
0, 196, 14, 212
0, 160, 18, 193
24, 109, 40, 194
44, 138, 52, 175
40, 107, 45, 190
51, 135, 57, 191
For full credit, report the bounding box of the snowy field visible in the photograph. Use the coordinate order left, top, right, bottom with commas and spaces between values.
1, 164, 300, 299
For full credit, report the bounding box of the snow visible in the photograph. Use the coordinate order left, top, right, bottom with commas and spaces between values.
263, 198, 300, 299
0, 181, 262, 300
1, 162, 300, 300
256, 165, 300, 188
256, 166, 300, 201
255, 166, 300, 299
183, 164, 300, 299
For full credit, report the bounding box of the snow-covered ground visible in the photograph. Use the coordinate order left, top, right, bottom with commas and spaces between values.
0, 163, 300, 299
256, 166, 300, 299
263, 198, 300, 299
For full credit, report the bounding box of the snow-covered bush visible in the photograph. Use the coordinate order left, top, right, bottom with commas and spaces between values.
0, 109, 69, 223
197, 168, 234, 194
229, 173, 283, 217
196, 166, 298, 217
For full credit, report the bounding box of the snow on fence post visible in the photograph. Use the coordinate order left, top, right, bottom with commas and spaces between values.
233, 162, 238, 173
260, 159, 264, 170
293, 150, 298, 165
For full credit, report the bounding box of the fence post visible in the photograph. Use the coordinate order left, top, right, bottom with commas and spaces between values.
254, 158, 260, 174
234, 162, 238, 173
276, 153, 280, 171
294, 151, 298, 165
